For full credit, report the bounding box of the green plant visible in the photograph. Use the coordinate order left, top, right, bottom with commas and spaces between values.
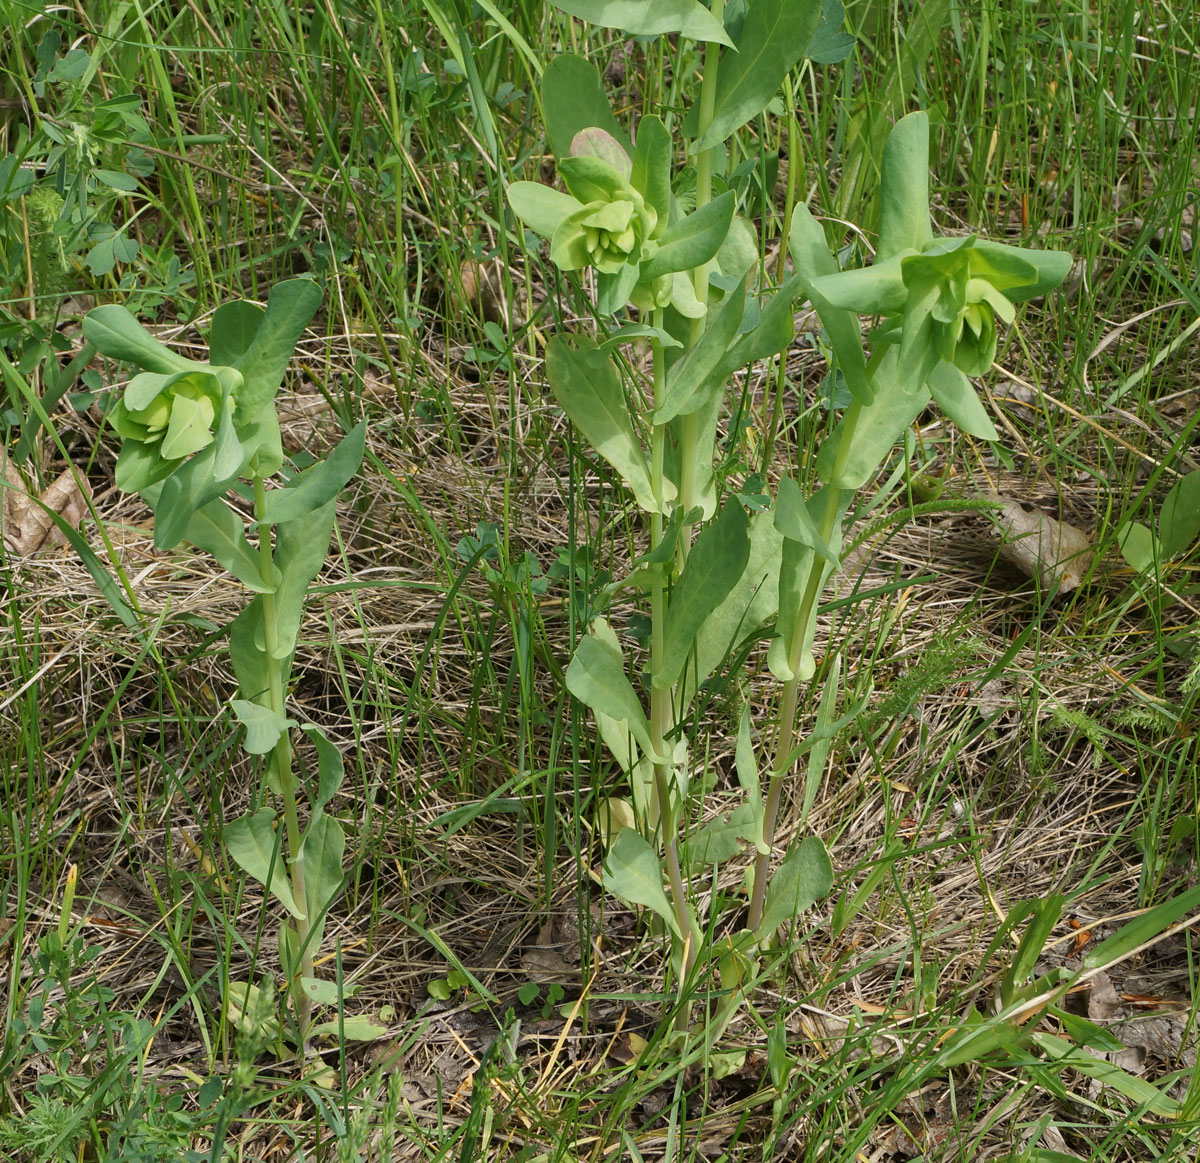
81, 279, 381, 1056
505, 0, 1071, 1035
0, 25, 156, 293
1119, 468, 1200, 607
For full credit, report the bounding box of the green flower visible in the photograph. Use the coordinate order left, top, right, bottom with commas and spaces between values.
548, 154, 658, 274
806, 113, 1071, 395
507, 119, 733, 317
110, 367, 240, 492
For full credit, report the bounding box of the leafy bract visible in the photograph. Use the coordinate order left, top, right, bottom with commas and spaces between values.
541, 55, 628, 161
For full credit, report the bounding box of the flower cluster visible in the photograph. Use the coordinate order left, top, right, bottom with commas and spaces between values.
507, 120, 713, 316
806, 114, 1070, 394
109, 366, 240, 491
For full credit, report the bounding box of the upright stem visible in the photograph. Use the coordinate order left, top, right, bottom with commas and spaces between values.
253, 475, 313, 1042
746, 400, 865, 932
762, 75, 803, 473
677, 0, 724, 543
648, 320, 700, 983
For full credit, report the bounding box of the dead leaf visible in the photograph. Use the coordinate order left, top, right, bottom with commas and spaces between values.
1, 449, 92, 557
459, 257, 509, 324
992, 496, 1092, 591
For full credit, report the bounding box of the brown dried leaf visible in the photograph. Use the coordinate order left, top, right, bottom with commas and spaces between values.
459, 257, 509, 324
1, 450, 92, 556
993, 497, 1092, 591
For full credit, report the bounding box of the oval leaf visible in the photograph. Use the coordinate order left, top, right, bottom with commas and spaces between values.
602, 827, 682, 939
756, 836, 833, 939
223, 808, 303, 918
657, 497, 751, 689
547, 336, 658, 512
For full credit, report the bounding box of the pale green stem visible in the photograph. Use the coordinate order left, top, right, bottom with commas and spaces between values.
746, 400, 864, 933
648, 318, 700, 983
677, 0, 724, 545
253, 475, 313, 1044
762, 75, 803, 473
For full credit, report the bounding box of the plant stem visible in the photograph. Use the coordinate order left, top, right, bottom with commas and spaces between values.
746, 400, 864, 932
253, 475, 313, 1044
762, 75, 803, 473
677, 0, 725, 542
648, 321, 700, 983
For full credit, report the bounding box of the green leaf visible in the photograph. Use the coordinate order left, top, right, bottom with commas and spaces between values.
767, 534, 822, 682
233, 279, 323, 418
1083, 884, 1200, 971
1054, 1010, 1126, 1054
1031, 1032, 1180, 1117
183, 497, 277, 593
83, 305, 198, 374
735, 703, 762, 805
223, 808, 303, 917
231, 699, 295, 755
541, 55, 627, 161
308, 1015, 388, 1041
1159, 470, 1200, 558
301, 724, 345, 811
654, 275, 746, 423
224, 980, 281, 1040
209, 300, 265, 367
808, 252, 909, 316
817, 348, 930, 489
999, 895, 1065, 1004
630, 116, 672, 233
726, 273, 803, 365
686, 802, 762, 867
694, 0, 824, 152
656, 498, 751, 690
640, 191, 735, 280
927, 360, 998, 439
151, 446, 233, 550
934, 1008, 1031, 1067
806, 0, 855, 64
297, 812, 346, 953
602, 827, 681, 939
230, 599, 269, 703
261, 422, 365, 526
876, 111, 935, 262
756, 836, 833, 939
787, 210, 864, 408
683, 509, 783, 705
1117, 522, 1156, 572
507, 182, 582, 239
972, 241, 1072, 303
506, 181, 580, 240
596, 323, 682, 354
546, 336, 658, 512
774, 477, 840, 563
271, 499, 337, 660
550, 0, 732, 44
300, 976, 358, 1006
567, 625, 660, 763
